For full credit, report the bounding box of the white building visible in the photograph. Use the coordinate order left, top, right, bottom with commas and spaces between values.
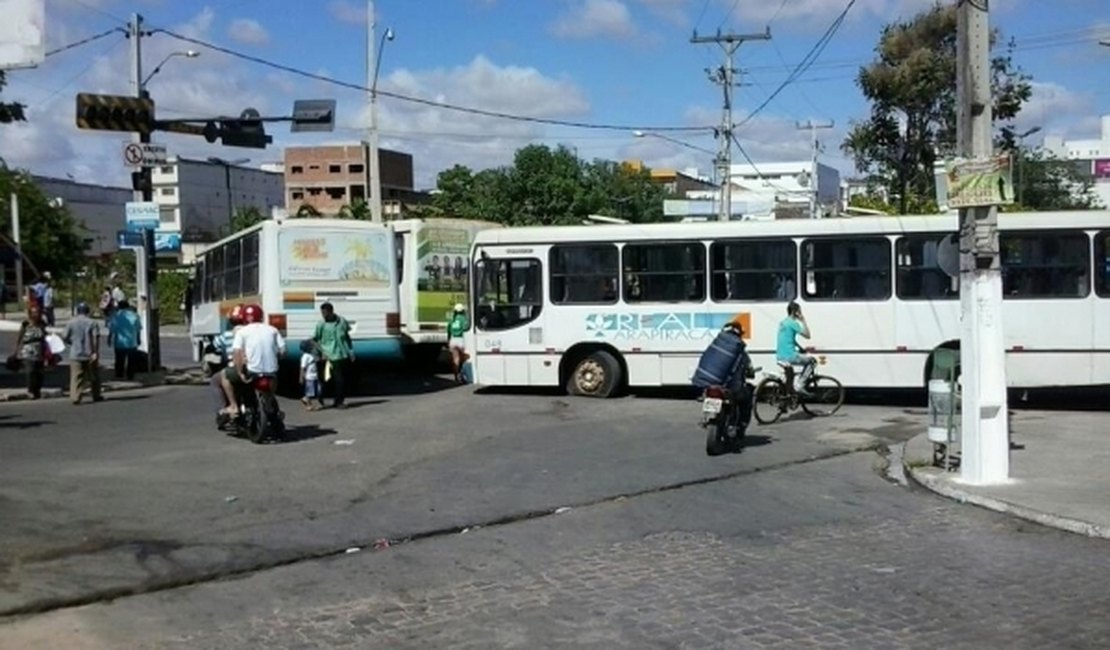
151, 157, 285, 248
662, 160, 841, 220
1042, 115, 1110, 207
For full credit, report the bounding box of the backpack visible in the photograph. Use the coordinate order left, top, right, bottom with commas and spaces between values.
692, 327, 747, 389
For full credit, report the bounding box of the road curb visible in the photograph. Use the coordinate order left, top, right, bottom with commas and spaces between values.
0, 370, 208, 402
902, 453, 1110, 541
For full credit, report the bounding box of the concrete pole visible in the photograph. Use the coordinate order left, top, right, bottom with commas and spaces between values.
367, 0, 384, 223
130, 13, 156, 365
797, 120, 834, 218
10, 192, 22, 305
956, 0, 1009, 484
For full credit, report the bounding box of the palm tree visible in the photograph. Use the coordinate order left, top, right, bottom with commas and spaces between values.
338, 199, 371, 220
295, 203, 322, 218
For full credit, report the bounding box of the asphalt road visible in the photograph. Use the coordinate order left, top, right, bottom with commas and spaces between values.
2, 383, 1109, 648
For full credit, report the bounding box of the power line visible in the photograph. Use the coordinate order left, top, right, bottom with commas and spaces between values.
736, 0, 856, 128
152, 28, 711, 134
44, 27, 126, 58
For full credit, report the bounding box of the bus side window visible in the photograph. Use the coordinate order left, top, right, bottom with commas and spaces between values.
1001, 231, 1090, 299
1097, 231, 1110, 298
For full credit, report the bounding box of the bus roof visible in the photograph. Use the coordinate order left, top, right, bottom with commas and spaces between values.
471, 210, 1110, 246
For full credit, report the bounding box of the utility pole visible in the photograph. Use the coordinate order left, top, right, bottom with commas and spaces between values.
9, 192, 21, 305
691, 28, 770, 222
796, 120, 834, 218
129, 12, 160, 371
366, 0, 383, 223
956, 0, 1008, 484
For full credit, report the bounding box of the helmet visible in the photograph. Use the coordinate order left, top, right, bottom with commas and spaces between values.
454, 303, 465, 313
727, 313, 746, 335
242, 304, 264, 324
228, 304, 246, 325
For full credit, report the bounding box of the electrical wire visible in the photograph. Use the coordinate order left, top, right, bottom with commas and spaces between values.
730, 133, 790, 192
151, 27, 711, 134
37, 37, 126, 107
44, 27, 126, 58
736, 0, 856, 128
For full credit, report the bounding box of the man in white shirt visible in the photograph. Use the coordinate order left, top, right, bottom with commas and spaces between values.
220, 304, 286, 416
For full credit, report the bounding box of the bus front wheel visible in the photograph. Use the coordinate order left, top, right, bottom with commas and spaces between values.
566, 350, 621, 398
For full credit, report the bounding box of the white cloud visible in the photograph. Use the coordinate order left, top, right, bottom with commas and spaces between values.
1017, 81, 1096, 142
228, 18, 270, 46
635, 0, 689, 26
328, 0, 367, 26
551, 0, 639, 40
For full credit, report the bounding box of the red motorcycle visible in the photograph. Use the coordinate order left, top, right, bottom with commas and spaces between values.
232, 373, 285, 444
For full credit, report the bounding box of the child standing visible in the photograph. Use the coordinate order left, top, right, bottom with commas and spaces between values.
299, 339, 323, 410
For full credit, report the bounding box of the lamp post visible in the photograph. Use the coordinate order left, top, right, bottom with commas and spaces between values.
1015, 126, 1041, 206
632, 130, 716, 156
367, 3, 394, 224
142, 50, 200, 87
207, 157, 251, 229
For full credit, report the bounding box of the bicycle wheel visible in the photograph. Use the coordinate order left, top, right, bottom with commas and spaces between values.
800, 375, 844, 417
753, 377, 787, 424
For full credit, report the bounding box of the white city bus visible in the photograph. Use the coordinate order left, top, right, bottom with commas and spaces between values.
390, 218, 499, 365
467, 210, 1110, 397
190, 218, 402, 365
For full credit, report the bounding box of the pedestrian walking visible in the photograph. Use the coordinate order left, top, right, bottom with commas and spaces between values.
63, 303, 103, 405
313, 302, 354, 409
99, 285, 115, 321
108, 299, 142, 380
11, 304, 48, 399
39, 272, 55, 326
299, 339, 324, 410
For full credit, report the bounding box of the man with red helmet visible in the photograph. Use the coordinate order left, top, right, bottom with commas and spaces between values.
220, 303, 286, 416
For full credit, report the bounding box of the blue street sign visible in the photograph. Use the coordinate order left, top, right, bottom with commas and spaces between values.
117, 230, 181, 252
117, 230, 143, 248
125, 201, 160, 232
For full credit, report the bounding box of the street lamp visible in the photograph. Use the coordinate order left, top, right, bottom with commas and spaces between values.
367, 23, 395, 224
207, 157, 251, 226
1015, 126, 1042, 206
142, 50, 200, 87
632, 130, 716, 156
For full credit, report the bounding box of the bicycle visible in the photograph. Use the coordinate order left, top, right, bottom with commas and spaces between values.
752, 356, 845, 424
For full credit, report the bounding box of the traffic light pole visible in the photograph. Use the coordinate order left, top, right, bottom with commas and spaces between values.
129, 12, 160, 371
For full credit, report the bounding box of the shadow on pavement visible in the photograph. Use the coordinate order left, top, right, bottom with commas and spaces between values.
276, 424, 338, 444
739, 434, 773, 450
0, 416, 53, 430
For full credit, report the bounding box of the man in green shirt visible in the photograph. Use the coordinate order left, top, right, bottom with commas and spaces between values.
313, 302, 354, 409
447, 303, 468, 383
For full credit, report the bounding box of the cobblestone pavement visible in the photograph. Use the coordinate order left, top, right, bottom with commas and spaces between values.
6, 453, 1108, 650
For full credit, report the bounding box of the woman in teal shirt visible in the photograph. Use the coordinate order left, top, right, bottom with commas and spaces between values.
447, 303, 468, 383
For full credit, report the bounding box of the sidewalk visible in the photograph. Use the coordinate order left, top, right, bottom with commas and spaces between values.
902, 409, 1110, 539
0, 315, 190, 338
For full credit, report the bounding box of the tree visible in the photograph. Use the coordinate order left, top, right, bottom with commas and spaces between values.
842, 4, 1032, 214
0, 167, 85, 278
229, 206, 267, 233
338, 199, 370, 220
0, 71, 26, 124
1010, 148, 1101, 211
431, 145, 666, 225
294, 203, 321, 218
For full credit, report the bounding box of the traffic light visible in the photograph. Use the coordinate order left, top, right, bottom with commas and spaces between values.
76, 93, 155, 133
218, 108, 272, 149
131, 169, 152, 195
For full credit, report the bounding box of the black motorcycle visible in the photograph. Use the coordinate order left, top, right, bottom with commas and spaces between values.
231, 373, 285, 444
700, 362, 756, 456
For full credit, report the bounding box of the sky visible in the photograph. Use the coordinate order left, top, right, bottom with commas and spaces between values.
1, 0, 1108, 191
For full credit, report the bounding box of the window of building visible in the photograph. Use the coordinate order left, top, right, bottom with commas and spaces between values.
349, 164, 365, 174
622, 242, 706, 303
474, 257, 543, 331
1001, 231, 1090, 299
308, 188, 323, 196
159, 166, 174, 174
896, 235, 958, 300
550, 244, 619, 304
309, 164, 320, 171
328, 164, 342, 174
241, 233, 260, 296
1097, 231, 1110, 298
159, 187, 175, 197
291, 190, 304, 200
350, 184, 366, 200
802, 237, 891, 301
291, 165, 304, 174
325, 186, 346, 200
710, 239, 796, 302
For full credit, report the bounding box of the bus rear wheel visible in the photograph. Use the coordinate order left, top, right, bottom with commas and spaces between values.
566, 350, 621, 398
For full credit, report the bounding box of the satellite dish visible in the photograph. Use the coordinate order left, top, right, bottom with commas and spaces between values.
937, 233, 960, 278
796, 172, 810, 187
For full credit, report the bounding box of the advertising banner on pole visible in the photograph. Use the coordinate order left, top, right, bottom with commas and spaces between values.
945, 155, 1015, 208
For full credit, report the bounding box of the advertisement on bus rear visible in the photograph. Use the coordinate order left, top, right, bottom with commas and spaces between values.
414, 225, 476, 322
278, 229, 392, 288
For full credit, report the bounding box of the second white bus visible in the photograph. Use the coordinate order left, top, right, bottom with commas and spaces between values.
467, 211, 1110, 397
